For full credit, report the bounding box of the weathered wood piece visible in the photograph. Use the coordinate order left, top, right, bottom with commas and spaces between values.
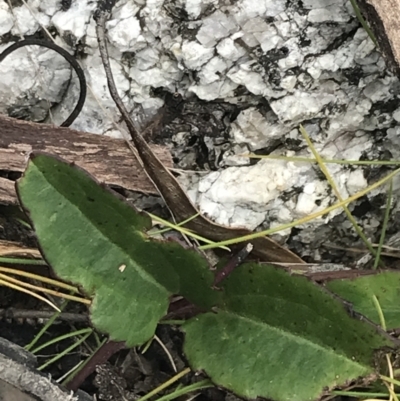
357, 0, 400, 73
0, 177, 15, 204
0, 115, 173, 204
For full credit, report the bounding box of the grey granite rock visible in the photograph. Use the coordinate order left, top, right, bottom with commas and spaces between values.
0, 337, 91, 401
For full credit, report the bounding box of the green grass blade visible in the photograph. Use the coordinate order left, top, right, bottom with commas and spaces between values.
373, 180, 393, 269
299, 125, 379, 262
200, 167, 400, 250
349, 0, 378, 47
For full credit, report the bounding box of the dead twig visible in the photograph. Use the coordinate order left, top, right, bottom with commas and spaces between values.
94, 4, 304, 264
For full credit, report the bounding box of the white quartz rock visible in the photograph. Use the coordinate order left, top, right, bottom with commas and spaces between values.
321, 130, 372, 162
230, 108, 290, 150
274, 19, 300, 39
216, 37, 247, 61
196, 10, 238, 48
242, 17, 270, 36
184, 0, 203, 19
135, 47, 160, 70
270, 91, 336, 123
363, 78, 394, 103
52, 0, 96, 40
278, 38, 304, 70
196, 159, 320, 229
233, 0, 285, 25
280, 75, 297, 91
0, 44, 71, 121
295, 192, 316, 216
306, 28, 376, 79
307, 4, 351, 23
39, 0, 62, 16
197, 56, 229, 85
386, 127, 400, 159
326, 99, 372, 137
106, 2, 144, 52
130, 56, 182, 88
180, 40, 215, 70
11, 3, 50, 36
227, 63, 274, 97
254, 26, 284, 53
354, 34, 378, 63
0, 3, 14, 36
393, 109, 400, 123
184, 0, 223, 19
346, 170, 368, 195
68, 54, 133, 133
189, 79, 238, 101
302, 0, 347, 9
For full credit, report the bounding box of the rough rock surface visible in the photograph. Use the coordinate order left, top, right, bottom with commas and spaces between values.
0, 336, 91, 401
1, 0, 399, 262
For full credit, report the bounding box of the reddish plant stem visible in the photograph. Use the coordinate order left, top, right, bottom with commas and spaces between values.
213, 243, 253, 287
65, 340, 125, 392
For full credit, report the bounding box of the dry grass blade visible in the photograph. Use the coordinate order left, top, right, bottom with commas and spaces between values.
0, 275, 61, 312
0, 240, 41, 258
153, 335, 178, 373
0, 266, 91, 306
0, 266, 79, 292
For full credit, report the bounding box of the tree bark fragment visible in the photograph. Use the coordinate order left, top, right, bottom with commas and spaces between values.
0, 115, 173, 204
357, 0, 400, 74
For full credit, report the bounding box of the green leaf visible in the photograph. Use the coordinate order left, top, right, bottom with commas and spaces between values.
326, 271, 400, 329
17, 153, 219, 346
183, 264, 394, 401
17, 153, 398, 401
